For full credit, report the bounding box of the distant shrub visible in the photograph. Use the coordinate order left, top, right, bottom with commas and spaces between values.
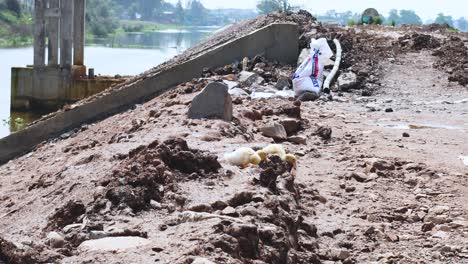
347, 19, 356, 26
373, 16, 383, 25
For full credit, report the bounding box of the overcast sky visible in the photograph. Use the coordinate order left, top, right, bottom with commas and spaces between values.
170, 0, 467, 21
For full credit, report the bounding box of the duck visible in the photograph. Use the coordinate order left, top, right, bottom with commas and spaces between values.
262, 144, 287, 160
224, 147, 262, 168
261, 144, 297, 167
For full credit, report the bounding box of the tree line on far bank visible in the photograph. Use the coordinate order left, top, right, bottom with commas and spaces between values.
0, 0, 466, 47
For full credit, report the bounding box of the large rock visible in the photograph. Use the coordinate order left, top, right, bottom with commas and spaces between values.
261, 123, 288, 140
337, 72, 360, 91
238, 71, 263, 86
188, 82, 233, 121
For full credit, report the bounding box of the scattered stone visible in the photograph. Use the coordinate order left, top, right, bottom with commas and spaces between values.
279, 119, 302, 136
46, 200, 86, 231
188, 82, 233, 121
242, 110, 263, 121
221, 206, 238, 217
288, 136, 307, 145
422, 222, 435, 232
402, 132, 410, 138
46, 232, 65, 248
337, 72, 359, 91
188, 204, 213, 213
429, 205, 450, 215
350, 172, 368, 183
386, 232, 399, 242
260, 123, 288, 140
238, 71, 261, 86
365, 158, 395, 173
316, 126, 332, 140
192, 257, 216, 264
79, 237, 151, 252
331, 249, 351, 261
228, 88, 249, 96
385, 108, 394, 113
275, 77, 291, 90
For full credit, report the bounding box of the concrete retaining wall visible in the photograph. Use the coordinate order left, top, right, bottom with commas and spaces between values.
0, 23, 299, 164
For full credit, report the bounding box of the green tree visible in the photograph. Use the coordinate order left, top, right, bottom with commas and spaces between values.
256, 0, 293, 14
455, 17, 467, 31
174, 0, 184, 24
86, 0, 118, 37
186, 0, 208, 25
435, 13, 454, 27
398, 10, 422, 25
5, 0, 21, 16
387, 9, 400, 25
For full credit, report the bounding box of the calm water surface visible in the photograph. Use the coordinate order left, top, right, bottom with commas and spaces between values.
0, 28, 214, 138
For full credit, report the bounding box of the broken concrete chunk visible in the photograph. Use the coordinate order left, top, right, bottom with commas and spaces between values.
280, 119, 302, 136
46, 232, 65, 248
238, 71, 262, 86
261, 123, 288, 140
228, 88, 249, 96
288, 136, 307, 145
337, 72, 359, 91
192, 257, 216, 264
188, 82, 233, 121
275, 77, 291, 90
365, 158, 395, 173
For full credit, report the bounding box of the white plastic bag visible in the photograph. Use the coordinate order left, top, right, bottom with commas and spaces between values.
293, 38, 333, 97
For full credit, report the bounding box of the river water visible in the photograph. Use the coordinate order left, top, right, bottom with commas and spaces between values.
0, 28, 214, 138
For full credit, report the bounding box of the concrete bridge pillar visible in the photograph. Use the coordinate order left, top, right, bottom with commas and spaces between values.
33, 0, 46, 67
60, 0, 74, 68
47, 0, 60, 66
73, 0, 85, 66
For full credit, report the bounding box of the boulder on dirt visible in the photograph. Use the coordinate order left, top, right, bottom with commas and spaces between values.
280, 119, 302, 136
188, 82, 233, 121
337, 72, 360, 91
276, 77, 291, 90
238, 71, 262, 86
46, 232, 65, 248
260, 123, 288, 140
365, 158, 395, 173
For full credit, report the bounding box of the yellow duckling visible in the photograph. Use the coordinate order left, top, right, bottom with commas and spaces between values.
256, 149, 268, 162
262, 144, 287, 160
284, 153, 297, 167
224, 147, 262, 168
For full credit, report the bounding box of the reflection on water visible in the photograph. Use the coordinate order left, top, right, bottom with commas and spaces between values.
0, 28, 215, 138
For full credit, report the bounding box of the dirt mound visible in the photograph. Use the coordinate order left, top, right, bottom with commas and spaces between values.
432, 36, 468, 86
0, 237, 59, 264
45, 200, 86, 232
180, 155, 320, 264
100, 138, 221, 212
398, 33, 441, 51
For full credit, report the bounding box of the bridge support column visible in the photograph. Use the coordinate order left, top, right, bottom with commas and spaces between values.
60, 0, 73, 68
73, 0, 85, 66
47, 0, 60, 66
34, 0, 46, 67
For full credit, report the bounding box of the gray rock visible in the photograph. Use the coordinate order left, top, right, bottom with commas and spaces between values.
261, 123, 288, 140
238, 71, 261, 86
192, 257, 216, 264
280, 119, 302, 136
47, 231, 65, 248
365, 158, 395, 173
337, 72, 359, 91
228, 88, 249, 96
188, 82, 233, 121
288, 136, 307, 145
223, 80, 239, 89
275, 77, 291, 90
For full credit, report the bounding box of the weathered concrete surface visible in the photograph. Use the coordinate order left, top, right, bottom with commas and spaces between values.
11, 67, 125, 110
0, 23, 299, 164
188, 82, 233, 121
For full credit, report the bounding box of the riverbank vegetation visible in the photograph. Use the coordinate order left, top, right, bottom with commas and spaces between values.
0, 0, 466, 48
